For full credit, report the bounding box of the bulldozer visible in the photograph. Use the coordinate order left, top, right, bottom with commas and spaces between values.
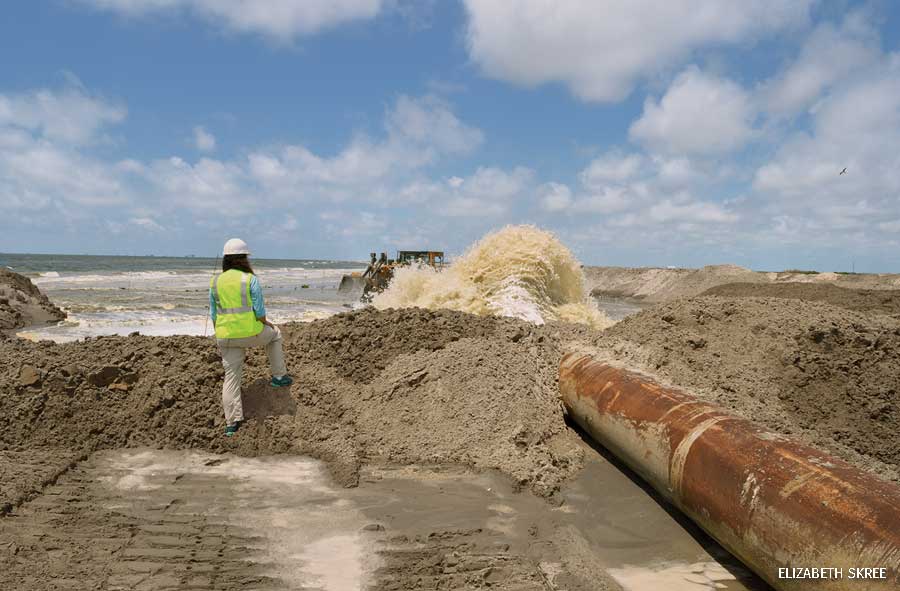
339, 250, 445, 300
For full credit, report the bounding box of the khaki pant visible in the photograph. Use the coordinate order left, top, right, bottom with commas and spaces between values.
217, 325, 287, 426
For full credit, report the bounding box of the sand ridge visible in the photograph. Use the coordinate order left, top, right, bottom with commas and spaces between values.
585, 264, 900, 302
702, 281, 900, 316
4, 290, 899, 512
0, 308, 594, 511
595, 292, 900, 482
0, 269, 66, 331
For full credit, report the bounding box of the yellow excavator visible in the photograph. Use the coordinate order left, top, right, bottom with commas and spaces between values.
339, 250, 445, 299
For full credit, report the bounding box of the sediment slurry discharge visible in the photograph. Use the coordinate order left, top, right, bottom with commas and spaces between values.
374, 225, 612, 329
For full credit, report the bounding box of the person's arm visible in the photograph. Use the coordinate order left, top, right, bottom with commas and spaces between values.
209, 287, 217, 324
249, 275, 273, 326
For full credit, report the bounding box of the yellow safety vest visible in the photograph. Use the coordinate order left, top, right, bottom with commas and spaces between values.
210, 269, 264, 339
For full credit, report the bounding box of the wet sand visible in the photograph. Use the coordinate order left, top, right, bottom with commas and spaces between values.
0, 443, 768, 591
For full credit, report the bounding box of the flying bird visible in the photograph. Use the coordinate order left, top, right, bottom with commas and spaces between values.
840, 167, 847, 175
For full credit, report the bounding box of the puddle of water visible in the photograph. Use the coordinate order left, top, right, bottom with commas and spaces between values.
97, 449, 377, 591
300, 535, 366, 591
560, 454, 767, 590
594, 295, 651, 321
609, 561, 738, 591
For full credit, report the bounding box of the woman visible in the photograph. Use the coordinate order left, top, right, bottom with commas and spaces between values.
210, 238, 293, 436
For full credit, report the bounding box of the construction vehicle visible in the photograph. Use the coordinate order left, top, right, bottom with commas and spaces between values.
339, 250, 445, 299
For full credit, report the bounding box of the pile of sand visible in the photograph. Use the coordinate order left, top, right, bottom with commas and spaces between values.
0, 269, 66, 330
585, 264, 900, 303
0, 308, 594, 509
702, 282, 900, 316
595, 293, 900, 482
584, 265, 765, 302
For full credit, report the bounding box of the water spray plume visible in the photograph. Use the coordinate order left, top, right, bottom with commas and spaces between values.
373, 225, 612, 329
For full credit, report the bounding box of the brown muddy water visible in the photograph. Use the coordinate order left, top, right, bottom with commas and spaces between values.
592, 295, 650, 322
1, 442, 768, 591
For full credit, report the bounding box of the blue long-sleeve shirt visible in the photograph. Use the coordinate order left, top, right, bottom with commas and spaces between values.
209, 274, 266, 324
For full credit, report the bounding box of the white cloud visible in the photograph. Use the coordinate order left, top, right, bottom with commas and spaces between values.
0, 86, 125, 145
630, 67, 755, 155
245, 95, 483, 199
9, 11, 900, 268
193, 126, 216, 152
140, 156, 250, 212
648, 198, 737, 224
462, 0, 812, 102
319, 210, 388, 238
130, 216, 166, 231
579, 153, 642, 186
433, 166, 534, 217
746, 11, 896, 245
374, 166, 534, 217
763, 14, 879, 115
538, 149, 736, 233
386, 95, 484, 155
0, 86, 130, 210
80, 0, 384, 42
751, 41, 900, 250
8, 91, 493, 231
572, 186, 636, 214
538, 182, 572, 212
3, 143, 129, 207
655, 157, 701, 188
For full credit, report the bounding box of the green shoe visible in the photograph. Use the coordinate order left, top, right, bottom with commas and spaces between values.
270, 375, 293, 388
224, 420, 243, 437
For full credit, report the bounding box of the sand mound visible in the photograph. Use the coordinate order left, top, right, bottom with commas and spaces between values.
284, 307, 522, 383
584, 265, 765, 302
0, 269, 66, 330
595, 295, 900, 482
373, 225, 610, 328
702, 282, 900, 316
0, 308, 595, 507
586, 265, 900, 303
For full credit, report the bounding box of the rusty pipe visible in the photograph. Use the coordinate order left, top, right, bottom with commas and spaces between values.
560, 351, 900, 591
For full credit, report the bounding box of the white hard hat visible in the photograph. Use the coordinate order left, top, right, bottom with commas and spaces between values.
223, 238, 251, 256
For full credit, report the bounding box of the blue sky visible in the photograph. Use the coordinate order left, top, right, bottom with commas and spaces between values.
2, 1, 900, 271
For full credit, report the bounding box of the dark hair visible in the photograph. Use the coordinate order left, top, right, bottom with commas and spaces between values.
222, 254, 254, 274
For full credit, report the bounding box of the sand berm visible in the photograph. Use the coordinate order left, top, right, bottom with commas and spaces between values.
0, 268, 66, 330
3, 292, 899, 514
1, 308, 595, 510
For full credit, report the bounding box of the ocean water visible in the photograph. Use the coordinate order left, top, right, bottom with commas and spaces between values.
3, 248, 645, 342
2, 253, 367, 342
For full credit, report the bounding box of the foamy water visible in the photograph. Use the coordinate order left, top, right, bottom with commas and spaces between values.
15, 263, 365, 342
373, 225, 612, 328
8, 229, 627, 341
